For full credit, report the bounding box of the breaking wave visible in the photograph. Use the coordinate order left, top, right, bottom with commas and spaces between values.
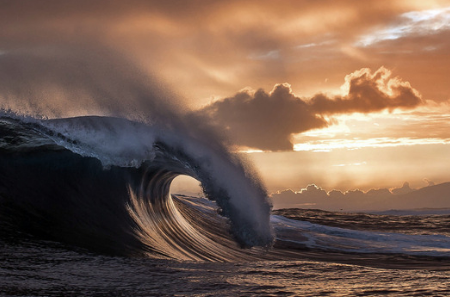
0, 114, 273, 260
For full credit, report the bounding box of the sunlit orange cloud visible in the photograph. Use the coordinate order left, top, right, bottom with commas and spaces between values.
290, 101, 450, 152
1, 0, 449, 107
293, 137, 450, 152
193, 67, 425, 151
247, 142, 450, 193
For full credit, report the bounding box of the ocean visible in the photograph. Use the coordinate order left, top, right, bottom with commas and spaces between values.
1, 114, 450, 296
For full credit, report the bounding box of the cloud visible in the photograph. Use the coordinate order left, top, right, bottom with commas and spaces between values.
193, 83, 327, 151
1, 0, 448, 106
271, 184, 374, 211
424, 178, 435, 187
310, 67, 422, 114
355, 7, 450, 47
194, 67, 423, 151
271, 182, 450, 211
0, 1, 444, 133
391, 182, 413, 195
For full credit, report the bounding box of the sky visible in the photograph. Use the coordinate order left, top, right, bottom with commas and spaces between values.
1, 0, 450, 205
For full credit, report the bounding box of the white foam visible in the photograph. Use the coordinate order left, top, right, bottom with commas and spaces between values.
42, 117, 158, 167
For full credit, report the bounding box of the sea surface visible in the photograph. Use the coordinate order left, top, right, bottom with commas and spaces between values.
1, 115, 450, 296
2, 208, 450, 297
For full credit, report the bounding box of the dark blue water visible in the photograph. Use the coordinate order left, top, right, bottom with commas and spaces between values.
2, 236, 450, 296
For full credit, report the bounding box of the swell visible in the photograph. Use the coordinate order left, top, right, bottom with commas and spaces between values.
0, 115, 273, 260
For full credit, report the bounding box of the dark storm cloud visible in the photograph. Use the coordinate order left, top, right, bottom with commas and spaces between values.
310, 67, 422, 114
193, 84, 327, 151
194, 67, 423, 151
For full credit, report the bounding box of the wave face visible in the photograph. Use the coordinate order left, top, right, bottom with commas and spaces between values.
0, 114, 273, 260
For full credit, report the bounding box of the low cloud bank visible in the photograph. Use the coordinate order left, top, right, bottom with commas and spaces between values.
194, 67, 423, 151
271, 181, 450, 211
